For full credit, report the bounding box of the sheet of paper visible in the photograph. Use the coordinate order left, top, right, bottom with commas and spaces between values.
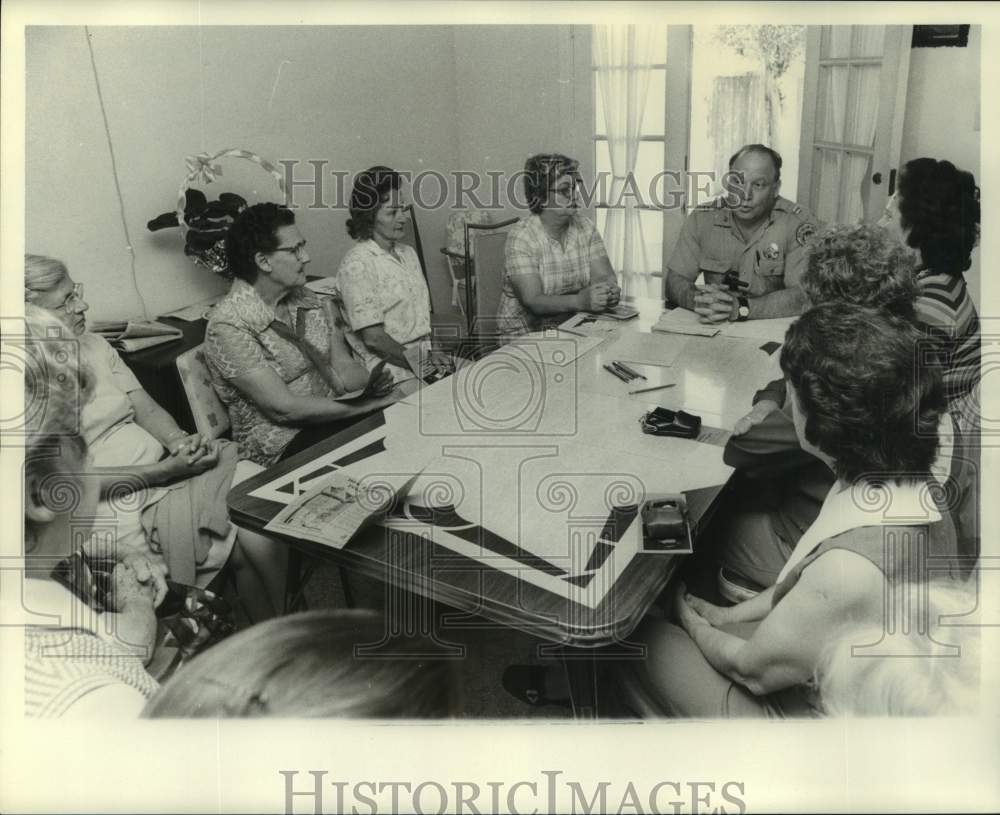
719, 316, 797, 343
650, 308, 721, 337
507, 330, 604, 366
600, 330, 686, 368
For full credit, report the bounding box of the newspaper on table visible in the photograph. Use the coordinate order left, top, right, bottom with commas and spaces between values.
264, 463, 422, 550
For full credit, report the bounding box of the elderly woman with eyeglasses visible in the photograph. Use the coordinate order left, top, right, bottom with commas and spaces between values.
25, 253, 286, 623
204, 202, 399, 466
21, 306, 161, 716
495, 153, 621, 338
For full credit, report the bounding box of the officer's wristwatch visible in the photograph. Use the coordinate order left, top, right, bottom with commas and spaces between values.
734, 296, 750, 322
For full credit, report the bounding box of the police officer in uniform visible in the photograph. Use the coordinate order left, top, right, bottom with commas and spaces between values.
665, 144, 819, 323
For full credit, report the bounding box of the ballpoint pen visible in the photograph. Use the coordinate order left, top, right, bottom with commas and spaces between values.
610, 361, 638, 381
603, 364, 631, 383
629, 383, 676, 396
614, 360, 647, 380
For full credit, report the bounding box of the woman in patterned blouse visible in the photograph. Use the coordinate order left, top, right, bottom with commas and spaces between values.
205, 203, 399, 466
336, 166, 446, 383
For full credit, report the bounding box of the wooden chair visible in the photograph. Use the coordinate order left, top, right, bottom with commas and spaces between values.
463, 217, 520, 341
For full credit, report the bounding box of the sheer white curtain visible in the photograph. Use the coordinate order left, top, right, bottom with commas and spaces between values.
816, 51, 881, 224
593, 25, 657, 298
842, 65, 881, 223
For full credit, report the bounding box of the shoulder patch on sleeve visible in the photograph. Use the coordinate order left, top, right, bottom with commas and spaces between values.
795, 221, 818, 246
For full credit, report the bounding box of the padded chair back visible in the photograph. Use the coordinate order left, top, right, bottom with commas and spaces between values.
466, 217, 519, 337
175, 344, 231, 439
401, 204, 430, 300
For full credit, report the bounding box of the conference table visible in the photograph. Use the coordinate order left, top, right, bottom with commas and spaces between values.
228, 298, 792, 716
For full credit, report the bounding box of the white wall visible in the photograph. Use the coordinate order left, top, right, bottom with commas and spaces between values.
453, 25, 593, 221
899, 25, 981, 306
26, 26, 461, 321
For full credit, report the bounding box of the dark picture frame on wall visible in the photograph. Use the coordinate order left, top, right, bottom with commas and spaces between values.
912, 24, 970, 48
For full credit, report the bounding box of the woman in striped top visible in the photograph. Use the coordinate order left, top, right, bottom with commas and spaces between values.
879, 158, 981, 435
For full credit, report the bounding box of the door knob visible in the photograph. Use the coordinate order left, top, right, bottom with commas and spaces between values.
872, 172, 883, 185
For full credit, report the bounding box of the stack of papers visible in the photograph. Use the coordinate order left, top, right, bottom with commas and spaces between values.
651, 308, 720, 337
90, 319, 183, 353
650, 309, 797, 344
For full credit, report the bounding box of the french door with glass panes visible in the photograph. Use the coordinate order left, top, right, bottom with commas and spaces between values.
797, 26, 912, 226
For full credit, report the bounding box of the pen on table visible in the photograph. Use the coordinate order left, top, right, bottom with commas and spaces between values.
603, 364, 631, 383
610, 361, 638, 381
614, 360, 646, 380
629, 383, 676, 396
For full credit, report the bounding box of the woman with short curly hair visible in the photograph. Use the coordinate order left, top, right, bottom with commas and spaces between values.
880, 158, 981, 435
495, 153, 621, 337
206, 203, 400, 469
623, 303, 962, 718
800, 223, 917, 318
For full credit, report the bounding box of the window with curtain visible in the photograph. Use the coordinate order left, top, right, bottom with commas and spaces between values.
593, 25, 667, 299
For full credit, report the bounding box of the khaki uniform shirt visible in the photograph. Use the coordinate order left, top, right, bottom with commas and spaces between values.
667, 196, 819, 297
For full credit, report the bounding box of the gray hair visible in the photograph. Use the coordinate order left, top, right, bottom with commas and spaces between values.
24, 254, 69, 300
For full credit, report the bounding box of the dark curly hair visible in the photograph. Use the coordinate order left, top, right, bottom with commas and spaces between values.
346, 166, 403, 241
780, 303, 945, 482
897, 158, 980, 276
225, 203, 296, 283
523, 153, 580, 214
801, 224, 917, 318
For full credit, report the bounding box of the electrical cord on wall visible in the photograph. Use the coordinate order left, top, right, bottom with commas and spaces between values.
84, 25, 150, 320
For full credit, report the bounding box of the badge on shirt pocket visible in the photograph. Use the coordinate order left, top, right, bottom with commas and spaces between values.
756, 243, 784, 277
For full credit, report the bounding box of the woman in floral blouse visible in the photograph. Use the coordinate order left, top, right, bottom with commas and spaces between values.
205, 203, 399, 466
